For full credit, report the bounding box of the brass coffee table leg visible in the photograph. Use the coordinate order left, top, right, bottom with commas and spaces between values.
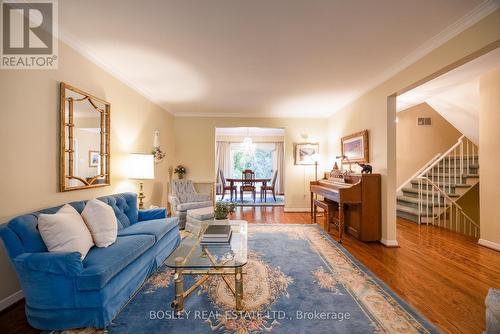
235, 266, 243, 310
172, 258, 185, 315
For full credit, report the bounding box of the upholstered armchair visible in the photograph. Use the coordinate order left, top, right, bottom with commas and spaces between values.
168, 179, 212, 228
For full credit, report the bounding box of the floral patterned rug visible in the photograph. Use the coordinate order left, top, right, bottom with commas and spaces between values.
216, 194, 284, 207
82, 225, 439, 333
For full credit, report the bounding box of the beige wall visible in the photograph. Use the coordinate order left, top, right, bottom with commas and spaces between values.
327, 10, 500, 244
457, 183, 480, 224
0, 42, 175, 302
396, 103, 462, 187
479, 67, 500, 246
175, 117, 328, 210
216, 135, 284, 142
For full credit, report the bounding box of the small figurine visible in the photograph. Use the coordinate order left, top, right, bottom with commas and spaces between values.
332, 162, 339, 170
356, 162, 373, 174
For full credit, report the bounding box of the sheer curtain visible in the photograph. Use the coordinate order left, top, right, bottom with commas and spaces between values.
216, 141, 231, 185
274, 142, 285, 194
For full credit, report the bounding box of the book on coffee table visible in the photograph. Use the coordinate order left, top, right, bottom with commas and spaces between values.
201, 225, 232, 245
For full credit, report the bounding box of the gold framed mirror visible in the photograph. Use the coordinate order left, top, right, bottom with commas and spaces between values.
60, 82, 111, 191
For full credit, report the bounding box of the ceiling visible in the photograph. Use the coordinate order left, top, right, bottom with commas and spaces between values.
59, 0, 496, 118
397, 47, 500, 144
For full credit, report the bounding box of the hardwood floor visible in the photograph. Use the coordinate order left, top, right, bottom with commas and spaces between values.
1, 206, 499, 334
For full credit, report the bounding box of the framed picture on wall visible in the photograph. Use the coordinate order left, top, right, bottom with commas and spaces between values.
341, 130, 369, 164
294, 143, 319, 165
89, 151, 100, 167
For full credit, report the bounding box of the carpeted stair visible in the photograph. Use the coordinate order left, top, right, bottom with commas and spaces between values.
397, 156, 479, 223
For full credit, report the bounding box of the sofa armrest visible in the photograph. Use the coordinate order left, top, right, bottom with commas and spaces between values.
168, 195, 180, 214
14, 252, 83, 277
138, 208, 167, 221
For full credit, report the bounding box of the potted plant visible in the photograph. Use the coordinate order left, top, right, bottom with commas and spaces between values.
174, 165, 187, 179
214, 202, 236, 220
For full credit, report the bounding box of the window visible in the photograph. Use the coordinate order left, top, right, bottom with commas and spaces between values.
231, 143, 275, 179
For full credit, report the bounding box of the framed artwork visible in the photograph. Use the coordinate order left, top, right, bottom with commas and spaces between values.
294, 143, 319, 165
341, 130, 369, 164
89, 151, 100, 167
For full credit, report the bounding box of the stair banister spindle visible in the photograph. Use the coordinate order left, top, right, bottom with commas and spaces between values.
466, 140, 470, 174
438, 186, 441, 226
452, 206, 455, 231
418, 178, 421, 224
424, 179, 426, 224
441, 161, 444, 201
472, 141, 476, 166
431, 168, 434, 224
417, 178, 420, 224
426, 179, 430, 225
460, 140, 463, 177
450, 205, 453, 231
454, 149, 457, 185
450, 155, 451, 193
444, 200, 448, 227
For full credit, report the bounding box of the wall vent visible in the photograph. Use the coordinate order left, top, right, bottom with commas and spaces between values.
417, 117, 432, 126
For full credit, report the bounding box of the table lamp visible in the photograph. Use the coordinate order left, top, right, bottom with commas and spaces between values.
127, 154, 154, 209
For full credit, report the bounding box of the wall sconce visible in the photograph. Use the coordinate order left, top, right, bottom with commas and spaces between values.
152, 129, 166, 164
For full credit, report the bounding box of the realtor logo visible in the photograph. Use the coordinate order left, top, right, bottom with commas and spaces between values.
1, 0, 58, 69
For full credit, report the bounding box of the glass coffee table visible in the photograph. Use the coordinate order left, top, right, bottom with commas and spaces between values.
165, 220, 248, 314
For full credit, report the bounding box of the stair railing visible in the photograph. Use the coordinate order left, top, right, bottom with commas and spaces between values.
414, 135, 479, 238
416, 135, 478, 194
397, 153, 441, 193
416, 176, 480, 238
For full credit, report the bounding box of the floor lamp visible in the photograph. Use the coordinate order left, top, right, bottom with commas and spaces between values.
312, 153, 320, 181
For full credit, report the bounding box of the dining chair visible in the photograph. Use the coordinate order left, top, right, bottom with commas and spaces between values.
261, 170, 278, 201
240, 169, 256, 203
219, 169, 237, 201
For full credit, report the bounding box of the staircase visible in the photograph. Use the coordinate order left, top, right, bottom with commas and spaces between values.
397, 136, 480, 238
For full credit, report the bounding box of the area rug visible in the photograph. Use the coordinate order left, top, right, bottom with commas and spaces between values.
103, 224, 438, 333
216, 194, 284, 206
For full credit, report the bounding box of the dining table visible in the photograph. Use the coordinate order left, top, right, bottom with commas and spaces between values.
225, 177, 272, 202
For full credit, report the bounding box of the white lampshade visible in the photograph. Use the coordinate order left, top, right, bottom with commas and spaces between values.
312, 153, 320, 162
127, 154, 154, 180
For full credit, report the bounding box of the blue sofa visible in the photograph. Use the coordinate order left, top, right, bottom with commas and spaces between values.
0, 193, 181, 330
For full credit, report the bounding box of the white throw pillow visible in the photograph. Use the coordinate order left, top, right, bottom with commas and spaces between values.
38, 204, 94, 260
81, 199, 118, 247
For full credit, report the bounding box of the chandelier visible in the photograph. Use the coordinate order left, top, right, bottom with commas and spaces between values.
240, 128, 256, 157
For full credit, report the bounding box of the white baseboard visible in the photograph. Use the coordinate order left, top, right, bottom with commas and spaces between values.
478, 238, 500, 252
284, 207, 311, 212
0, 290, 23, 311
380, 239, 399, 247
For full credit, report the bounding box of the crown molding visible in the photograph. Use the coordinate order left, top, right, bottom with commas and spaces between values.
326, 0, 500, 118
58, 31, 174, 116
